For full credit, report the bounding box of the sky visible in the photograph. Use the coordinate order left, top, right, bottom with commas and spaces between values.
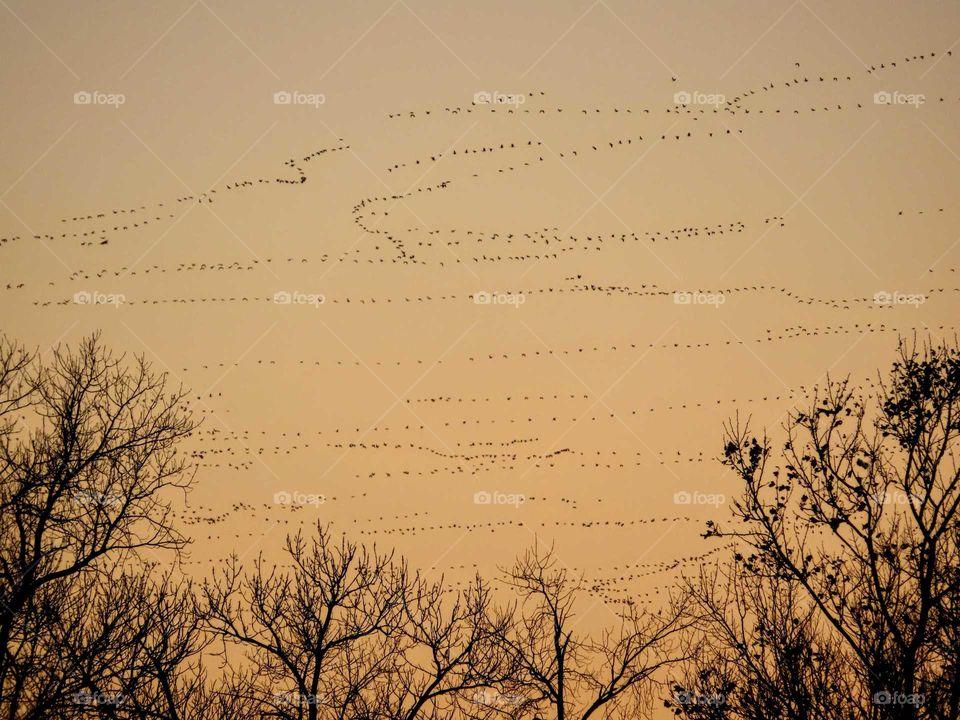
1, 0, 959, 667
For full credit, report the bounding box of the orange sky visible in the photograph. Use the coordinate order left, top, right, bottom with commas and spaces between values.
2, 1, 959, 701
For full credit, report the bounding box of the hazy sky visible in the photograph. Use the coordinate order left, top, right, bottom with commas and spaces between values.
2, 0, 959, 642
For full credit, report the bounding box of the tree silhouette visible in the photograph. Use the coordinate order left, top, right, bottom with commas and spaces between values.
45, 566, 209, 720
203, 523, 525, 720
5, 333, 960, 720
382, 573, 518, 720
669, 560, 856, 719
699, 338, 960, 720
203, 523, 406, 720
0, 334, 196, 719
495, 543, 691, 720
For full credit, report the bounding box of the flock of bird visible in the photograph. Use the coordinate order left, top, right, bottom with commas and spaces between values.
183, 391, 805, 469
31, 281, 960, 311
109, 322, 951, 372
0, 143, 349, 249
5, 43, 958, 606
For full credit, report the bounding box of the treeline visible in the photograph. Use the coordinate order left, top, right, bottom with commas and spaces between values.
1, 334, 958, 720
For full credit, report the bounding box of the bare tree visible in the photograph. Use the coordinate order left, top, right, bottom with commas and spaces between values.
707, 337, 960, 720
0, 334, 196, 719
496, 543, 690, 720
375, 574, 517, 720
17, 564, 210, 720
668, 560, 857, 720
202, 523, 408, 720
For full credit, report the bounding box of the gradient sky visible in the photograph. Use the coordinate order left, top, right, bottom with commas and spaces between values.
2, 1, 959, 698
